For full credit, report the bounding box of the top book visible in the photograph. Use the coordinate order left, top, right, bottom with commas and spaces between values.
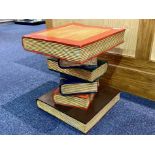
22, 23, 125, 64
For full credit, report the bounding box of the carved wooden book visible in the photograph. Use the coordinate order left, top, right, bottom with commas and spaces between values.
22, 23, 125, 64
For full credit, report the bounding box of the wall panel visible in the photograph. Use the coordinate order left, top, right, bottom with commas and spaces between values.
151, 31, 155, 61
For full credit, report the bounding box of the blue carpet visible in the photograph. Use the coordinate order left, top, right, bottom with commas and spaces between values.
0, 22, 155, 135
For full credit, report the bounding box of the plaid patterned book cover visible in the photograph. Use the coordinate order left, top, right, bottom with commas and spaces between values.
48, 58, 108, 82
60, 75, 98, 95
22, 23, 125, 64
52, 88, 95, 110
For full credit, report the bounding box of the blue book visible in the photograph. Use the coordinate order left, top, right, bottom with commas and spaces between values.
60, 74, 99, 95
48, 58, 108, 82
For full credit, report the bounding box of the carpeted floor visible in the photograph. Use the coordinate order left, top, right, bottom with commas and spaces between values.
0, 22, 155, 135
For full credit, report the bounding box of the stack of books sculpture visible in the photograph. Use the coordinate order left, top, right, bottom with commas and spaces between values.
22, 23, 125, 133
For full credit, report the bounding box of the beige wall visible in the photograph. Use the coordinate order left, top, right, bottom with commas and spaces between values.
52, 19, 139, 57
150, 32, 155, 61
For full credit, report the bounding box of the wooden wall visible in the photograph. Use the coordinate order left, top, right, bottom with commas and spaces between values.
45, 19, 155, 101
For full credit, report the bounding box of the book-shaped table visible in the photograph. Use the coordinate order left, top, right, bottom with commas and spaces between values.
22, 23, 125, 133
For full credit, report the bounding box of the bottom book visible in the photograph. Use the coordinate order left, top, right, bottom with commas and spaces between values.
37, 85, 120, 133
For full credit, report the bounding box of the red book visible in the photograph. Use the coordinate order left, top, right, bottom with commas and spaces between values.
52, 88, 95, 110
22, 23, 125, 64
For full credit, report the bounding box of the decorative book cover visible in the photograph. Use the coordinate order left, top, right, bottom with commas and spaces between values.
48, 58, 108, 82
22, 23, 125, 64
60, 76, 98, 95
58, 58, 97, 69
52, 88, 95, 110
